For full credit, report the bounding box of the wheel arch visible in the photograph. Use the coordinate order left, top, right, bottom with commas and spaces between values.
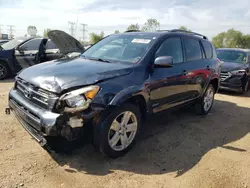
209, 78, 219, 93
108, 86, 150, 118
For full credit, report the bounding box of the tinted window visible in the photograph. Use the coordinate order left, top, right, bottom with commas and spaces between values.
155, 37, 183, 64
184, 38, 202, 61
20, 39, 42, 51
201, 40, 213, 58
46, 40, 57, 49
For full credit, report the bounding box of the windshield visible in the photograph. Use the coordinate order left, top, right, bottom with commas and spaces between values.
1, 38, 26, 50
216, 50, 248, 64
82, 34, 156, 63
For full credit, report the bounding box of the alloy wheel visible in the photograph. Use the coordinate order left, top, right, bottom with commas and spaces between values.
204, 87, 214, 112
108, 111, 138, 151
0, 64, 7, 79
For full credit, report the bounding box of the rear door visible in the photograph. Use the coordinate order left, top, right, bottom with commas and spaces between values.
183, 37, 213, 99
15, 38, 43, 68
45, 40, 63, 61
148, 37, 190, 113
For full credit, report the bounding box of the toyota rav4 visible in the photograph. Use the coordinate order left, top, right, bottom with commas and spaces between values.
7, 30, 220, 158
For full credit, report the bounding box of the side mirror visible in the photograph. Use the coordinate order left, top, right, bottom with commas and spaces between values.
154, 56, 173, 68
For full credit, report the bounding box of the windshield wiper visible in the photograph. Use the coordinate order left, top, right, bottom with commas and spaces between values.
88, 57, 112, 63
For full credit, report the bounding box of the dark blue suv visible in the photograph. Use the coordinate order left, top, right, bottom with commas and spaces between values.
7, 30, 220, 157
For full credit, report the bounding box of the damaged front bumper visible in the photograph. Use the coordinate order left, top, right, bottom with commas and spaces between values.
7, 88, 102, 147
8, 89, 61, 146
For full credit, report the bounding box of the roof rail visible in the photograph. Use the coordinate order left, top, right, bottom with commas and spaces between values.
124, 30, 141, 33
170, 29, 208, 39
156, 30, 171, 32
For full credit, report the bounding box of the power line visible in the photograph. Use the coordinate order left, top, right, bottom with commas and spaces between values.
80, 23, 87, 41
68, 21, 76, 37
7, 25, 15, 39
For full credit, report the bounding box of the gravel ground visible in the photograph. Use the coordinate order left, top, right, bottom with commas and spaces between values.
1, 79, 250, 188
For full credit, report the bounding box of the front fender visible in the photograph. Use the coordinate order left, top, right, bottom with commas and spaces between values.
109, 85, 149, 106
0, 51, 15, 73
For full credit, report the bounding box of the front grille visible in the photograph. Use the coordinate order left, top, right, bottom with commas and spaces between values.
10, 98, 41, 124
15, 79, 58, 109
220, 72, 231, 81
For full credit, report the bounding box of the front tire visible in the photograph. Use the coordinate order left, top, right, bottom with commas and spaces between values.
195, 84, 215, 115
0, 62, 10, 80
241, 78, 249, 93
94, 103, 141, 158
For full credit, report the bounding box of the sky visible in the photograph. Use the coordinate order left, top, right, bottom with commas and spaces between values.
1, 0, 250, 40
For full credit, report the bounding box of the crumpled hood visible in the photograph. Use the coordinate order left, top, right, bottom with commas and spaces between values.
48, 30, 85, 55
221, 61, 247, 72
17, 57, 134, 93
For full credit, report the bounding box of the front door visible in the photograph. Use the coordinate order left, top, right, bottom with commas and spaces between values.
15, 38, 43, 68
147, 37, 189, 113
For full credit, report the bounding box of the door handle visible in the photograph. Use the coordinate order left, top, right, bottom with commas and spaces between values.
182, 70, 187, 76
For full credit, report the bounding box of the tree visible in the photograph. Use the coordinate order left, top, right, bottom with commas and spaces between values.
212, 29, 243, 48
179, 26, 191, 32
141, 19, 160, 32
27, 26, 37, 37
127, 24, 140, 31
114, 30, 120, 34
241, 34, 250, 49
89, 31, 104, 43
43, 28, 51, 37
212, 32, 226, 48
224, 29, 243, 48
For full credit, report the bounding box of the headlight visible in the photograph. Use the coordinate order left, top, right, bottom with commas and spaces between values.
231, 70, 246, 75
60, 85, 100, 112
65, 95, 86, 107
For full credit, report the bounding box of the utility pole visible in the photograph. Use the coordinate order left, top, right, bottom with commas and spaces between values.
68, 21, 76, 37
7, 25, 15, 39
80, 23, 87, 42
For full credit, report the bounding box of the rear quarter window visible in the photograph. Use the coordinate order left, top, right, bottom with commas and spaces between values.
201, 40, 213, 59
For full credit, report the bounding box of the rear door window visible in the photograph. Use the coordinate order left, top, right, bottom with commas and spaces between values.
201, 40, 213, 59
183, 38, 202, 61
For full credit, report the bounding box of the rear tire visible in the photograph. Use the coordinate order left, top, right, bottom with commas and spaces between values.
93, 103, 141, 158
0, 62, 10, 80
195, 84, 215, 115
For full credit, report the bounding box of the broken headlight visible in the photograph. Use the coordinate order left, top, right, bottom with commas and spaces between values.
60, 85, 100, 112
